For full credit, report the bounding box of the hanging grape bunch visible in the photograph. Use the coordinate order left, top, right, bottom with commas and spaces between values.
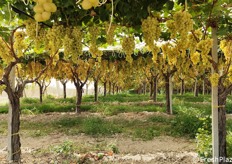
33, 0, 57, 22
122, 36, 135, 64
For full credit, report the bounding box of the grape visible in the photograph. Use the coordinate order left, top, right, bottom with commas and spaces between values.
37, 0, 47, 4
197, 38, 212, 60
105, 22, 116, 45
191, 51, 200, 65
187, 29, 202, 55
89, 0, 99, 7
210, 73, 220, 87
166, 10, 193, 39
81, 0, 92, 10
220, 39, 232, 60
0, 37, 13, 64
34, 13, 44, 22
161, 43, 178, 65
166, 20, 176, 39
33, 0, 57, 22
33, 4, 44, 13
63, 26, 83, 61
88, 26, 102, 59
228, 67, 232, 83
46, 25, 64, 55
42, 11, 51, 21
173, 11, 193, 38
141, 16, 161, 48
50, 3, 57, 12
13, 31, 27, 57
122, 36, 135, 63
141, 16, 161, 63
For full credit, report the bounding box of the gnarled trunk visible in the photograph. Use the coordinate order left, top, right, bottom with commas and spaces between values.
103, 82, 107, 96
149, 80, 153, 97
109, 81, 112, 95
143, 82, 146, 95
153, 77, 157, 102
181, 79, 184, 95
63, 82, 67, 99
112, 83, 115, 95
6, 67, 21, 162
116, 86, 119, 94
36, 81, 43, 103
74, 81, 83, 113
39, 85, 43, 103
7, 92, 21, 162
194, 79, 199, 97
218, 96, 227, 163
94, 79, 98, 102
164, 75, 172, 114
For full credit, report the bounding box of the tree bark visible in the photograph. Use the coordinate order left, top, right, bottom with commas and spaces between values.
150, 80, 153, 97
103, 82, 107, 96
8, 93, 21, 162
164, 75, 172, 114
116, 86, 119, 94
62, 82, 67, 99
143, 82, 146, 95
36, 81, 43, 103
109, 81, 112, 95
218, 96, 227, 163
112, 83, 115, 95
181, 79, 184, 95
7, 67, 21, 162
94, 79, 98, 102
153, 77, 157, 102
39, 85, 43, 103
75, 81, 82, 113
194, 79, 199, 97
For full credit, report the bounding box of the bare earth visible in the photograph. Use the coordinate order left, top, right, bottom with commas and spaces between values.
0, 112, 203, 164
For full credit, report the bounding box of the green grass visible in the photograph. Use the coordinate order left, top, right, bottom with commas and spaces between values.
0, 113, 174, 140
52, 116, 122, 136
173, 93, 211, 103
148, 115, 172, 123
92, 103, 165, 115
1, 92, 232, 140
0, 105, 8, 113
83, 93, 150, 103
228, 119, 232, 132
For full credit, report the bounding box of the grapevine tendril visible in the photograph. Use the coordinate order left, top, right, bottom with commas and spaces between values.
107, 0, 114, 35
22, 0, 30, 5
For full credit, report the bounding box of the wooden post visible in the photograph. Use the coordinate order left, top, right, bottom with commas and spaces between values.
211, 27, 219, 164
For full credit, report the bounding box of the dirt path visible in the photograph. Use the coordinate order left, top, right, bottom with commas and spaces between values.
0, 112, 203, 163
0, 133, 201, 164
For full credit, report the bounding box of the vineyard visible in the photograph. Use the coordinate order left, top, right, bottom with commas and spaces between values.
0, 0, 231, 163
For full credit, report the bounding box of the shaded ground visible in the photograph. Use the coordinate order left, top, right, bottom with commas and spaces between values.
0, 112, 203, 163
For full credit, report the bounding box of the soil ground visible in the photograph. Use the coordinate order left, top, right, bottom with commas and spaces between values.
0, 112, 204, 164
